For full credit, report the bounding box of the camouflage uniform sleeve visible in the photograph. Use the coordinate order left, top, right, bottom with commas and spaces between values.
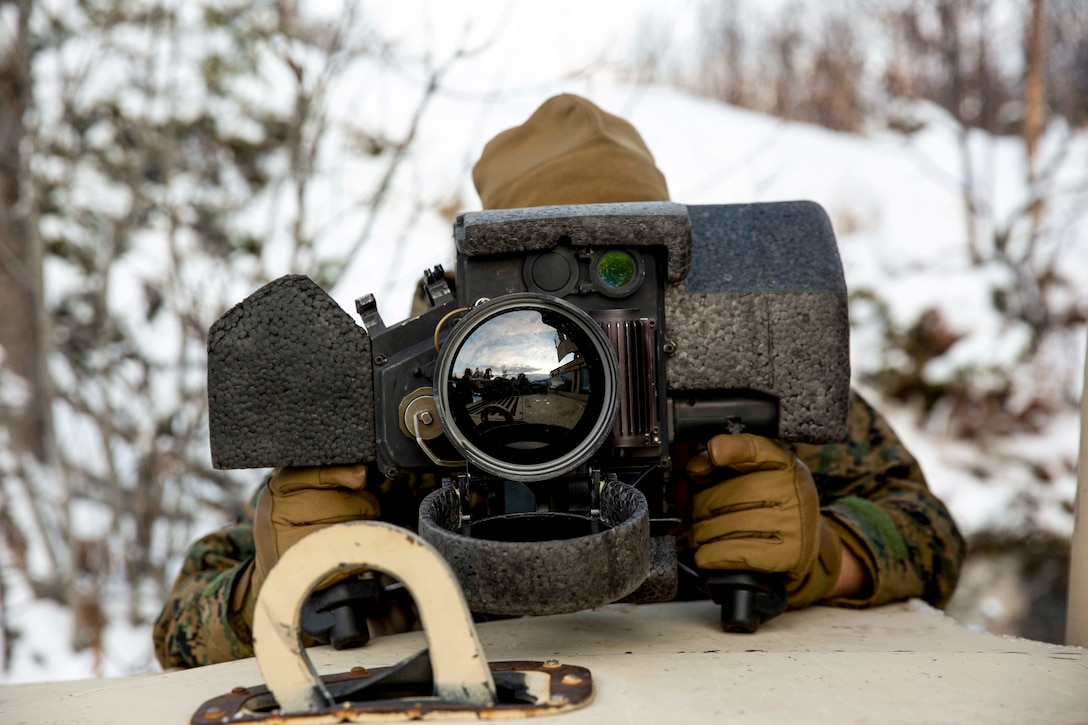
153, 490, 259, 669
788, 391, 966, 608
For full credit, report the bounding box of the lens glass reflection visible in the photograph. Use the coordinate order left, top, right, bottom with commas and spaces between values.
446, 307, 606, 466
596, 250, 637, 289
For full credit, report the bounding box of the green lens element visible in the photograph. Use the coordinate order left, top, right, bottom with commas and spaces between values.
596, 250, 636, 289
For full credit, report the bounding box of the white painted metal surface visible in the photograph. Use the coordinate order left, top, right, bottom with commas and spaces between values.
2, 598, 1085, 723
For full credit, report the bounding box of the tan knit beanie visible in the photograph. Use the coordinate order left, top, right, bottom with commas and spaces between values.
473, 94, 670, 210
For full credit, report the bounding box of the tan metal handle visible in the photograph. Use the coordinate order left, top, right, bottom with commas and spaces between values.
251, 521, 496, 713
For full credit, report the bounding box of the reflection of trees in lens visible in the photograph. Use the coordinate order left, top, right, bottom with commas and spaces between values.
444, 302, 613, 468
451, 367, 475, 410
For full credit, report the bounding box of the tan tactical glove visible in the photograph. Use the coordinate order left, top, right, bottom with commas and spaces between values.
687, 434, 845, 608
234, 465, 381, 626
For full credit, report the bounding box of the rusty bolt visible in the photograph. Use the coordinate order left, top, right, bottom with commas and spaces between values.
561, 673, 583, 685
350, 666, 369, 676
542, 659, 561, 669
230, 686, 248, 695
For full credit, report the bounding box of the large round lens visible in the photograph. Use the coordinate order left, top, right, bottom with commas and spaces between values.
434, 294, 619, 482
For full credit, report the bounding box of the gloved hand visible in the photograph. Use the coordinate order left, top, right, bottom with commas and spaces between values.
686, 434, 845, 608
234, 465, 381, 625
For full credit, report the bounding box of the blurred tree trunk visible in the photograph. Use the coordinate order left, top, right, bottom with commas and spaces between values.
1024, 0, 1047, 230
0, 0, 74, 666
0, 0, 70, 609
0, 0, 50, 462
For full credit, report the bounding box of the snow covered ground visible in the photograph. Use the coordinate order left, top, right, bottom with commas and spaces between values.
1, 0, 1085, 684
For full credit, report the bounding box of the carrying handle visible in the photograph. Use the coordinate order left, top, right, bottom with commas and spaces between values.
251, 521, 496, 713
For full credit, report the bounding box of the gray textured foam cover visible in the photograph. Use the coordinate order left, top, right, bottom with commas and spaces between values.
620, 535, 679, 604
456, 202, 692, 282
207, 275, 376, 469
666, 201, 850, 443
206, 201, 849, 467
418, 479, 649, 615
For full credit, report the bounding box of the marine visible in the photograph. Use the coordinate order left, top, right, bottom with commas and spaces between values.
154, 94, 965, 669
